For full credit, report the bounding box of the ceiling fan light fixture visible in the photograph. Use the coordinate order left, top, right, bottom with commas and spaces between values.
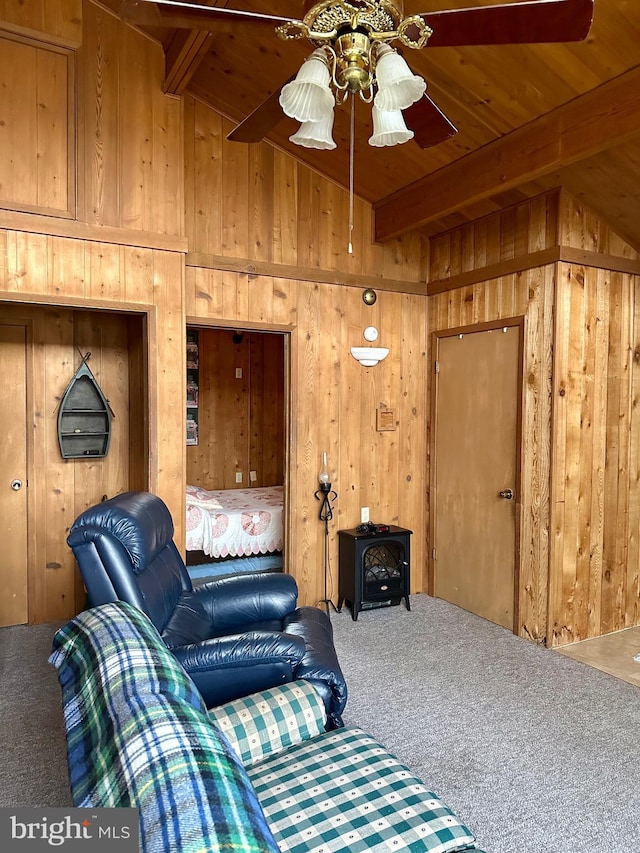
290, 110, 337, 149
279, 49, 335, 122
373, 43, 426, 112
368, 104, 414, 147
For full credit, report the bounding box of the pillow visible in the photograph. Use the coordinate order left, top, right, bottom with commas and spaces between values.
209, 681, 327, 767
187, 484, 223, 510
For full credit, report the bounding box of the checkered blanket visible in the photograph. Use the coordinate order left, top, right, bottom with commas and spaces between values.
248, 727, 479, 853
208, 684, 479, 853
49, 602, 279, 853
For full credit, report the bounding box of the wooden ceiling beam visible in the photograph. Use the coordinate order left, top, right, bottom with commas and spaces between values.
163, 29, 213, 95
374, 65, 640, 242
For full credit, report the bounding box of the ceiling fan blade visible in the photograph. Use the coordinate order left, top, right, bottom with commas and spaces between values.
226, 77, 295, 143
119, 0, 298, 32
418, 0, 594, 47
404, 95, 458, 149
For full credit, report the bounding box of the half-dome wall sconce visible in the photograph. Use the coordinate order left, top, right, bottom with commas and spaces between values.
350, 325, 389, 367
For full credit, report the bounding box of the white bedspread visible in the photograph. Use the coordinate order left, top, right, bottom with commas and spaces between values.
186, 484, 284, 558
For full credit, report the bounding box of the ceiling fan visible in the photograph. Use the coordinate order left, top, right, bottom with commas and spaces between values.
120, 0, 595, 150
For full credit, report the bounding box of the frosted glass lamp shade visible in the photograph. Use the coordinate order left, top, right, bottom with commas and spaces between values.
374, 44, 426, 112
350, 347, 389, 367
289, 110, 337, 149
369, 105, 414, 147
279, 49, 335, 122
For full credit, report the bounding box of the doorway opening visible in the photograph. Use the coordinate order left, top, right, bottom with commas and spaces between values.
0, 302, 148, 626
184, 324, 290, 583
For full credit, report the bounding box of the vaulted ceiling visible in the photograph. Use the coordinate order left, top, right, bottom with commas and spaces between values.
112, 0, 640, 248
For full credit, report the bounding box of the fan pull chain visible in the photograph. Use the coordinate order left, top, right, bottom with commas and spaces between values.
348, 95, 355, 255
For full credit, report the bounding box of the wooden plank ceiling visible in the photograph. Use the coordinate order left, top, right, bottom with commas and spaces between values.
110, 0, 640, 248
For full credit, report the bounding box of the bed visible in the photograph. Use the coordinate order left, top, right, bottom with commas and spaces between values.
186, 484, 284, 560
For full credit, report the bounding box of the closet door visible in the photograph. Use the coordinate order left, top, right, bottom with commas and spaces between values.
0, 323, 29, 626
432, 322, 522, 631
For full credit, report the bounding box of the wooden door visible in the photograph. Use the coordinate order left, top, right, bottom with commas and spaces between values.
432, 323, 522, 630
0, 323, 29, 626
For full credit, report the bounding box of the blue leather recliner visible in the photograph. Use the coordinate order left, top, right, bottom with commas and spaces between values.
67, 491, 347, 728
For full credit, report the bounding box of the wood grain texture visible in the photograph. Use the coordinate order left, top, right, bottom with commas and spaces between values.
429, 191, 640, 647
0, 0, 82, 46
0, 34, 74, 217
77, 3, 183, 236
183, 96, 427, 607
0, 234, 185, 623
186, 329, 284, 490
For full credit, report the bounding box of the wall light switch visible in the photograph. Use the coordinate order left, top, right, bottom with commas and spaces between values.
360, 507, 370, 523
235, 472, 243, 483
235, 367, 242, 379
250, 470, 257, 482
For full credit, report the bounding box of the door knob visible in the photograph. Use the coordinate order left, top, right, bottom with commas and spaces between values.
499, 488, 514, 500
10, 479, 23, 491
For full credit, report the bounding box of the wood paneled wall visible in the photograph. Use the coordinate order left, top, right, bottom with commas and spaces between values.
0, 301, 142, 621
428, 190, 640, 647
0, 0, 82, 46
0, 32, 74, 217
184, 96, 425, 280
0, 1, 426, 619
549, 193, 640, 645
0, 235, 185, 622
0, 1, 187, 623
77, 2, 183, 235
184, 97, 428, 608
186, 328, 285, 490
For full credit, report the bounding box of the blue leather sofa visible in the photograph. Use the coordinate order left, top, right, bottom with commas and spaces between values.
67, 490, 347, 728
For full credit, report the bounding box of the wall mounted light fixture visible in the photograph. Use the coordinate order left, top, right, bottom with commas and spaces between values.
350, 325, 388, 366
350, 347, 389, 366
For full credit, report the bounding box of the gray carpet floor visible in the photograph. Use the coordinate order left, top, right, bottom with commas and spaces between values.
2, 594, 639, 853
331, 594, 640, 853
0, 620, 71, 808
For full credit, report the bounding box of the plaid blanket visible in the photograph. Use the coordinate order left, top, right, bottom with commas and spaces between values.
49, 602, 279, 853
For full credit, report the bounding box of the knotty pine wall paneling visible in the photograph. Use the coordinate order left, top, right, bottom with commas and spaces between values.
183, 96, 425, 282
77, 1, 183, 236
0, 1, 187, 623
184, 95, 428, 608
186, 329, 284, 490
249, 333, 285, 487
0, 0, 82, 46
0, 234, 185, 624
185, 272, 428, 607
428, 190, 640, 647
0, 301, 142, 622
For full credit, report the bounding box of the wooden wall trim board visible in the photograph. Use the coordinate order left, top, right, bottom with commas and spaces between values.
428, 248, 560, 295
0, 212, 188, 254
186, 252, 426, 295
428, 246, 640, 294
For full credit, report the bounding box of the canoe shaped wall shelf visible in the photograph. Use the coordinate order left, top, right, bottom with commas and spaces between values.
57, 352, 114, 459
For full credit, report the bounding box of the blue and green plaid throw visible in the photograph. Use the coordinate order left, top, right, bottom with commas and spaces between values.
50, 602, 279, 853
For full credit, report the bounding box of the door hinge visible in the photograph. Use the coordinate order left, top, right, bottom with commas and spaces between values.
434, 360, 439, 374
432, 548, 436, 560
